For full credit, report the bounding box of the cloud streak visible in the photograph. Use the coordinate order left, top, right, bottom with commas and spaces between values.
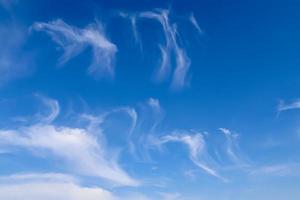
32, 19, 117, 78
189, 13, 202, 35
140, 9, 191, 89
278, 99, 300, 112
119, 9, 196, 90
152, 131, 223, 180
218, 128, 249, 166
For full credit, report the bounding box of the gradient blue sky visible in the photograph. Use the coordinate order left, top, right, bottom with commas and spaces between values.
0, 0, 300, 199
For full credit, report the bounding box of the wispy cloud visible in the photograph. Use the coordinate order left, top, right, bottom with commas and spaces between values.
218, 128, 249, 166
151, 131, 224, 180
32, 19, 117, 78
147, 98, 161, 114
189, 13, 203, 35
140, 9, 191, 90
277, 99, 300, 112
35, 94, 60, 123
0, 96, 139, 187
119, 9, 195, 90
119, 12, 141, 48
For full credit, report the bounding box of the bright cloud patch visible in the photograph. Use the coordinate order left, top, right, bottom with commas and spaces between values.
0, 96, 139, 187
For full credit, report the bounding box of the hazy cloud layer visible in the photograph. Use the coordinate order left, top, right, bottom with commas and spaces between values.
0, 173, 116, 200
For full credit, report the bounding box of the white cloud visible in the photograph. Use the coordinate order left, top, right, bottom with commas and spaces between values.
189, 13, 202, 34
32, 19, 117, 78
139, 9, 191, 90
0, 173, 116, 200
277, 99, 300, 112
35, 94, 60, 123
218, 128, 244, 164
152, 131, 223, 180
119, 12, 141, 47
0, 96, 139, 187
147, 98, 161, 113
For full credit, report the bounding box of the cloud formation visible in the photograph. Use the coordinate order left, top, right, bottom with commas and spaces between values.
278, 99, 300, 112
32, 19, 117, 78
0, 96, 139, 187
119, 9, 200, 90
218, 128, 249, 166
140, 9, 191, 90
189, 13, 202, 35
152, 131, 223, 179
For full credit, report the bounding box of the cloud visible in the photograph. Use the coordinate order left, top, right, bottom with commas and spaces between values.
118, 10, 193, 89
152, 131, 223, 180
277, 99, 300, 112
0, 173, 116, 200
189, 13, 203, 34
35, 94, 60, 123
0, 96, 139, 187
32, 19, 117, 78
140, 9, 191, 90
147, 98, 161, 113
218, 128, 248, 166
119, 12, 141, 48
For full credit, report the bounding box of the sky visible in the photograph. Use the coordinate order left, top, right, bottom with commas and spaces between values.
0, 0, 300, 199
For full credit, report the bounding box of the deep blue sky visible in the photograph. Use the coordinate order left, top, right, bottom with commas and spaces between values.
0, 0, 300, 199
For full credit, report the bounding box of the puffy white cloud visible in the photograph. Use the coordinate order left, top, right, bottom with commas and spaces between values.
32, 19, 117, 78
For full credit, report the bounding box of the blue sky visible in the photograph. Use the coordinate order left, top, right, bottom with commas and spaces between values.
0, 0, 300, 199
